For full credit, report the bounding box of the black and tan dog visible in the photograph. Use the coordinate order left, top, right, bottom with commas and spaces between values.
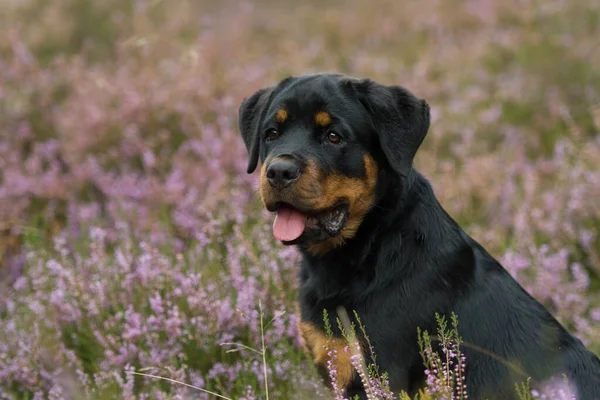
237, 73, 600, 399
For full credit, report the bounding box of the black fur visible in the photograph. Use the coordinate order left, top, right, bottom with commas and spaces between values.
238, 73, 600, 399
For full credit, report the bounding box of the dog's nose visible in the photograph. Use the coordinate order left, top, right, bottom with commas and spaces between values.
266, 158, 301, 189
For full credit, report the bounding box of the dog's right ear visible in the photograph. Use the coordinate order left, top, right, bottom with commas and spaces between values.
238, 86, 275, 174
238, 77, 295, 173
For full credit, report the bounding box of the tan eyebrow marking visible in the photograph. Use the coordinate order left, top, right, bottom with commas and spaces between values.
276, 109, 288, 123
315, 111, 332, 126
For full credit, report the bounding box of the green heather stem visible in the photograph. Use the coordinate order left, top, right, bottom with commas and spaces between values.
260, 300, 270, 400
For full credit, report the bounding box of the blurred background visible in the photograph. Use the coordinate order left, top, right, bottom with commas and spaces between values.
0, 0, 599, 399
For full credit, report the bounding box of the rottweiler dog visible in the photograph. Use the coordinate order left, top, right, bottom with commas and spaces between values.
237, 73, 600, 399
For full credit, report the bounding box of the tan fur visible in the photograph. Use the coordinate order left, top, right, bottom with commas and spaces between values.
259, 162, 269, 205
315, 111, 332, 126
307, 154, 378, 255
298, 321, 355, 389
276, 109, 288, 123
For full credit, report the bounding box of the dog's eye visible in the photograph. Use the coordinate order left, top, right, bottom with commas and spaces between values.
265, 128, 279, 142
326, 131, 342, 144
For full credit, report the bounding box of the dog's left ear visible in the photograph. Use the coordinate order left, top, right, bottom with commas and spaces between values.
238, 86, 275, 174
344, 78, 431, 178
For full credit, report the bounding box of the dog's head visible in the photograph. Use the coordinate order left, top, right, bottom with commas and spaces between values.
238, 73, 430, 254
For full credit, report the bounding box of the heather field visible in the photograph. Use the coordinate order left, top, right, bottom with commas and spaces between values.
1, 0, 600, 399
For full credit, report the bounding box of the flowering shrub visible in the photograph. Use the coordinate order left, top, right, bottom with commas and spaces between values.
417, 314, 468, 400
1, 0, 599, 398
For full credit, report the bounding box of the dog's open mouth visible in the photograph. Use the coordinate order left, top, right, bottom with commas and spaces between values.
272, 202, 349, 243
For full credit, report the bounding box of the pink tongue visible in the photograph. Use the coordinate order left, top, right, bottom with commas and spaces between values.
273, 207, 307, 241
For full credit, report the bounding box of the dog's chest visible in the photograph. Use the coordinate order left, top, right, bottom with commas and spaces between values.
301, 250, 374, 292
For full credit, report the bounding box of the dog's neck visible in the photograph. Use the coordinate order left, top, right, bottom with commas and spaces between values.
298, 168, 469, 302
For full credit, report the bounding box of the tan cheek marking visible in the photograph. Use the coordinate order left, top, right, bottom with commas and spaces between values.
308, 154, 378, 256
292, 161, 324, 205
298, 321, 355, 390
315, 111, 332, 126
259, 163, 268, 206
259, 155, 275, 207
276, 109, 288, 123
